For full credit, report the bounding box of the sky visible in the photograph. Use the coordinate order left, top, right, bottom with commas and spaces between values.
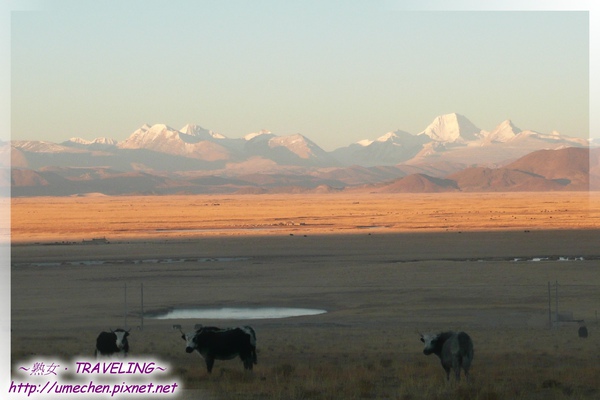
6, 0, 597, 151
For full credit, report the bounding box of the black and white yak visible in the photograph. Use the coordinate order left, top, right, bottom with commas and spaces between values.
95, 328, 130, 358
181, 325, 257, 373
419, 331, 474, 382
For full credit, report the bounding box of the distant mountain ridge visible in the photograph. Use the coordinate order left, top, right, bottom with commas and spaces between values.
9, 147, 598, 196
5, 113, 596, 196
350, 147, 597, 194
10, 112, 590, 170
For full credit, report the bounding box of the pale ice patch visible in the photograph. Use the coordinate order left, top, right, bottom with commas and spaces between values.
150, 307, 327, 320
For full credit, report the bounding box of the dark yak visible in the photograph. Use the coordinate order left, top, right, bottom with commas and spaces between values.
181, 325, 257, 373
420, 331, 474, 382
95, 328, 130, 358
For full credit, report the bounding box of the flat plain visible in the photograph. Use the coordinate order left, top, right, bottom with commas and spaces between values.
10, 192, 600, 399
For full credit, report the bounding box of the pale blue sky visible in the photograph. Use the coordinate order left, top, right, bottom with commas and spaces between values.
7, 0, 595, 150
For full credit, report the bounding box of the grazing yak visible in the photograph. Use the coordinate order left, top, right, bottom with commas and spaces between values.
420, 331, 474, 382
95, 328, 130, 358
181, 325, 257, 373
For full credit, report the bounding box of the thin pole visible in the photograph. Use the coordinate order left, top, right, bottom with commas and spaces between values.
124, 282, 128, 329
548, 281, 552, 328
555, 280, 559, 327
140, 282, 144, 331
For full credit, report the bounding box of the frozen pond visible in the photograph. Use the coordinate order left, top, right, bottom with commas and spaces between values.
148, 307, 327, 320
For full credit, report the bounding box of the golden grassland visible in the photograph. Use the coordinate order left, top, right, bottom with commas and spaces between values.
10, 192, 600, 399
9, 191, 600, 243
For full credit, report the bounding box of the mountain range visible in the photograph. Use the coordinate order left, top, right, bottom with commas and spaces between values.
5, 113, 598, 196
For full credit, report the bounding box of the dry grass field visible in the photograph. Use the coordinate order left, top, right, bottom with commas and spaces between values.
10, 192, 600, 399
10, 192, 600, 243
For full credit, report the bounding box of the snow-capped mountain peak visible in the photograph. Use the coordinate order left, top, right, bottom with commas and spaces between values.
376, 132, 398, 142
91, 137, 118, 146
68, 137, 91, 145
357, 139, 373, 147
354, 130, 419, 148
14, 140, 82, 153
148, 123, 171, 133
180, 123, 208, 137
419, 113, 482, 143
179, 124, 226, 140
268, 133, 316, 157
376, 130, 419, 143
244, 130, 273, 141
63, 137, 117, 148
119, 123, 180, 149
486, 119, 522, 143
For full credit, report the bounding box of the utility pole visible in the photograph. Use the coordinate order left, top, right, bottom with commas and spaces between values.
140, 282, 144, 331
548, 281, 552, 328
124, 282, 128, 329
555, 280, 559, 327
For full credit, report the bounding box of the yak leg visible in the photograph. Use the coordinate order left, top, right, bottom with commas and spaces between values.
462, 356, 471, 383
464, 367, 470, 383
452, 357, 462, 382
251, 347, 258, 364
205, 357, 215, 374
241, 352, 254, 370
443, 365, 451, 381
